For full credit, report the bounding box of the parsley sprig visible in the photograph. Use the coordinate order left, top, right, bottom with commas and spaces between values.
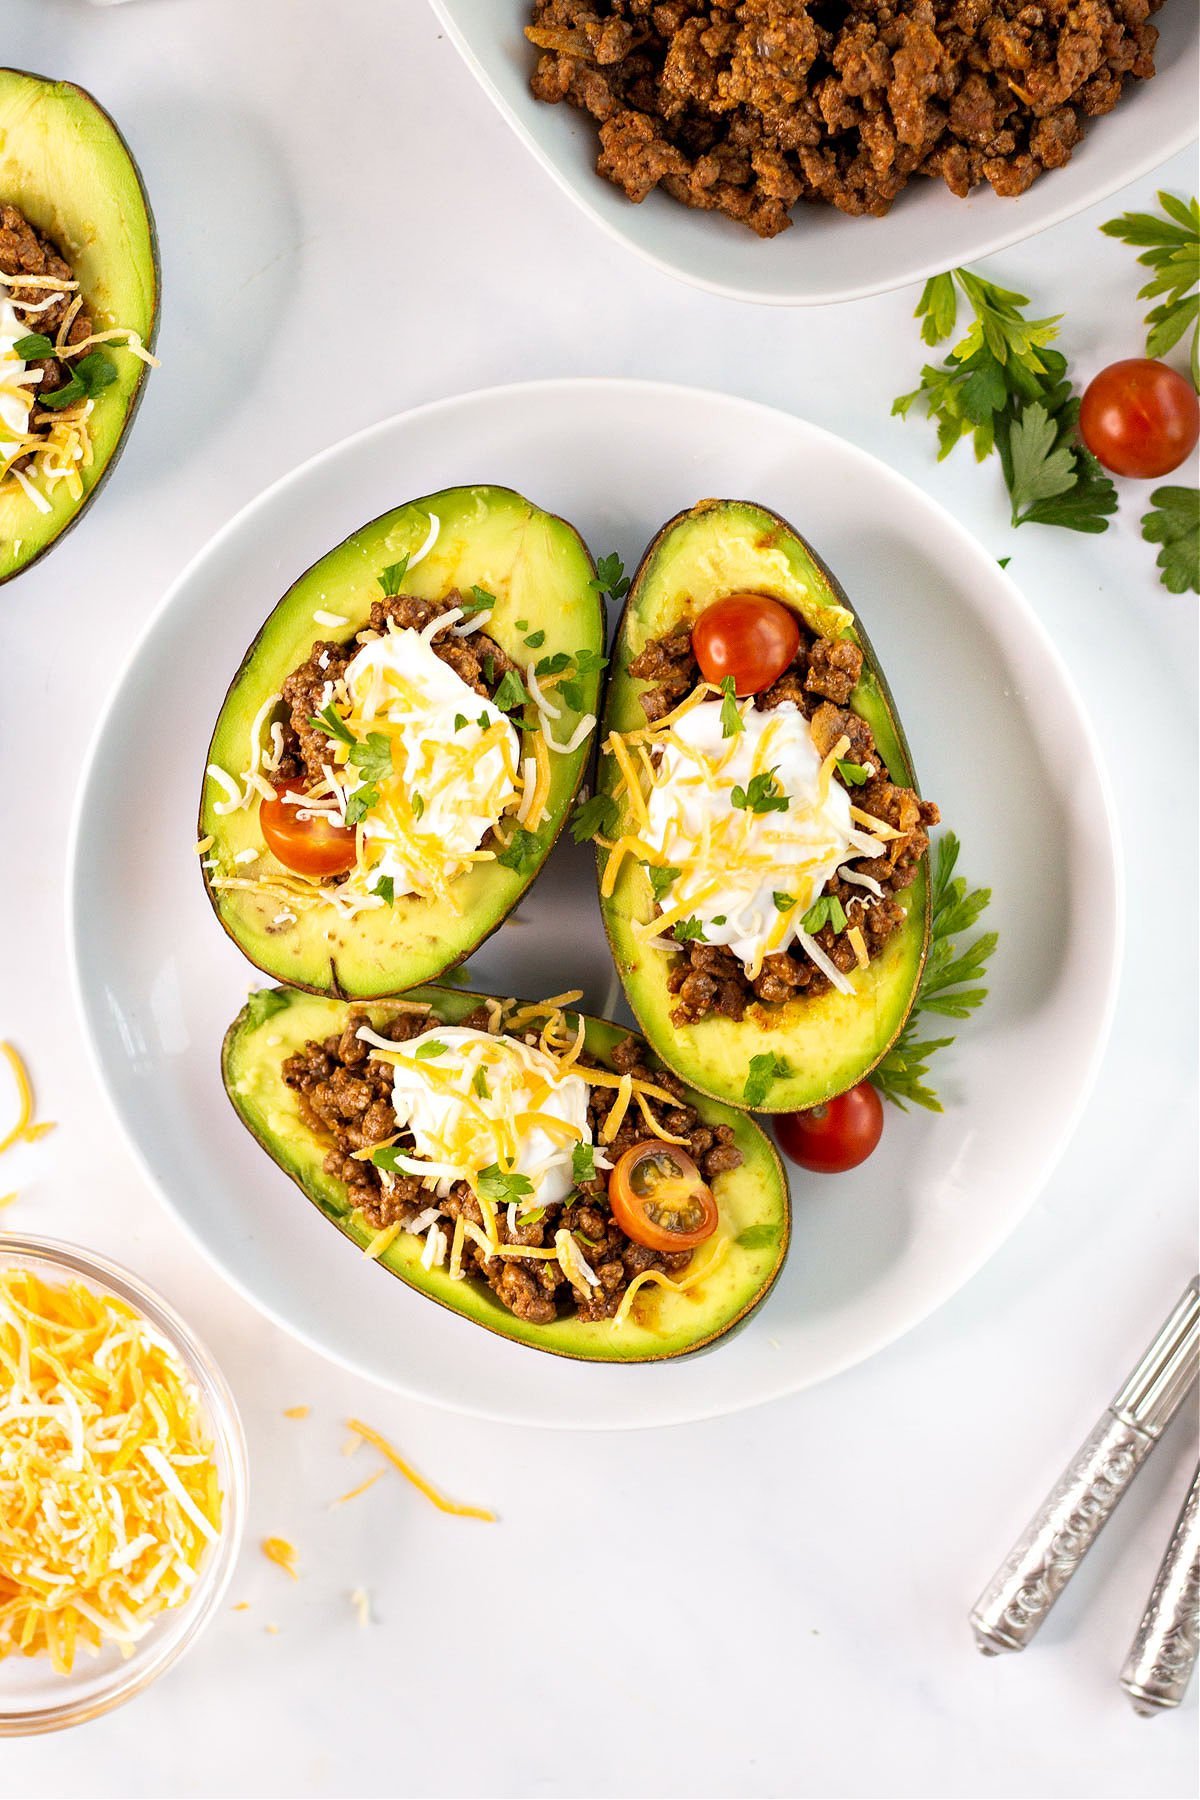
731, 769, 789, 815
569, 791, 619, 844
894, 269, 1117, 535
1100, 191, 1199, 389
870, 833, 997, 1112
1141, 487, 1199, 595
590, 553, 630, 602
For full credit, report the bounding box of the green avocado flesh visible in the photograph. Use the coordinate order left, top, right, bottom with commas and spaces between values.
0, 69, 159, 583
222, 985, 790, 1362
597, 499, 929, 1114
200, 485, 604, 998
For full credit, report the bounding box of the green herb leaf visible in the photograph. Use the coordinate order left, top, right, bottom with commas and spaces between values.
344, 786, 377, 827
743, 1052, 792, 1109
370, 1145, 408, 1173
572, 648, 609, 675
735, 1222, 777, 1250
800, 895, 847, 935
673, 916, 708, 942
348, 732, 393, 784
414, 1039, 448, 1060
1101, 191, 1200, 388
492, 668, 529, 713
372, 875, 395, 904
515, 619, 528, 632
476, 1163, 535, 1204
377, 556, 410, 597
308, 704, 354, 746
719, 676, 744, 739
571, 1142, 596, 1183
245, 988, 289, 1027
836, 759, 870, 787
523, 629, 545, 648
74, 351, 117, 395
534, 652, 571, 679
477, 710, 492, 731
570, 792, 619, 844
460, 585, 496, 615
496, 826, 541, 876
1141, 485, 1199, 594
37, 375, 85, 411
473, 1065, 489, 1098
731, 770, 789, 815
482, 655, 496, 686
12, 333, 55, 360
453, 713, 468, 732
411, 791, 425, 820
590, 552, 630, 601
1005, 401, 1079, 523
772, 892, 794, 913
647, 863, 682, 902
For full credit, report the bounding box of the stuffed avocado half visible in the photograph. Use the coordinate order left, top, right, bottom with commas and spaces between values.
0, 69, 159, 583
594, 499, 934, 1114
222, 984, 789, 1362
200, 486, 604, 998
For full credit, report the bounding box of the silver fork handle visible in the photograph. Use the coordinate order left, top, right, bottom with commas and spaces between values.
1120, 1465, 1200, 1715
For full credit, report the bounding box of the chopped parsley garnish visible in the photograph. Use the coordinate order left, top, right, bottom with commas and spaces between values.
590, 552, 630, 601
647, 863, 681, 902
534, 652, 571, 679
870, 832, 997, 1112
719, 676, 744, 739
245, 988, 289, 1028
674, 916, 707, 942
472, 1065, 490, 1099
711, 914, 727, 925
477, 710, 492, 731
1141, 486, 1199, 595
570, 791, 619, 844
13, 333, 55, 360
893, 269, 1117, 535
544, 647, 608, 714
476, 1164, 535, 1204
836, 759, 870, 787
571, 1142, 596, 1183
414, 1039, 448, 1060
743, 1052, 792, 1109
372, 875, 395, 904
515, 618, 528, 631
496, 826, 541, 875
453, 713, 468, 732
377, 556, 410, 597
492, 668, 529, 713
735, 1222, 776, 1250
523, 629, 545, 648
344, 787, 376, 827
800, 894, 847, 935
772, 892, 795, 913
370, 1146, 408, 1173
348, 732, 392, 784
731, 769, 788, 815
308, 703, 354, 746
37, 350, 117, 411
482, 654, 496, 685
460, 585, 496, 616
411, 791, 425, 820
1100, 191, 1199, 387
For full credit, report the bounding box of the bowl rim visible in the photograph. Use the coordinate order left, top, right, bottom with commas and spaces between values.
0, 1234, 248, 1736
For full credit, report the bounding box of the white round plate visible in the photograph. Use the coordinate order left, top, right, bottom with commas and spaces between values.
69, 379, 1121, 1430
430, 1, 1198, 305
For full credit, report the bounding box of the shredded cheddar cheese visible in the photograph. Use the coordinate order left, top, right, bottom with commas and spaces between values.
261, 1537, 299, 1580
344, 1419, 494, 1521
0, 1268, 220, 1673
0, 1041, 55, 1155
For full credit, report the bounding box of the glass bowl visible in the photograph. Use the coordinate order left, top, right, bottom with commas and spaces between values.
0, 1235, 247, 1735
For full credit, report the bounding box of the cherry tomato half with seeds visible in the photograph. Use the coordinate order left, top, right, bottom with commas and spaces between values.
609, 1141, 719, 1253
1078, 359, 1199, 479
774, 1081, 884, 1174
260, 780, 358, 878
691, 593, 801, 696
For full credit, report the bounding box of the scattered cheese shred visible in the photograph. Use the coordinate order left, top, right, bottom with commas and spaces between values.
282, 1405, 310, 1421
0, 1041, 55, 1155
344, 1419, 495, 1522
331, 1468, 386, 1508
0, 1268, 221, 1673
350, 1587, 371, 1627
261, 1537, 300, 1580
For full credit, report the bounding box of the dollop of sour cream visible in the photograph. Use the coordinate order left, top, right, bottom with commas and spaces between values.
642, 698, 855, 969
378, 1026, 591, 1207
0, 295, 35, 442
340, 627, 520, 897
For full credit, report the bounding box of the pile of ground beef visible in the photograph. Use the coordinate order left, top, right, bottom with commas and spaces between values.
275, 592, 519, 790
0, 203, 92, 465
628, 612, 939, 1023
525, 0, 1161, 234
282, 1007, 743, 1325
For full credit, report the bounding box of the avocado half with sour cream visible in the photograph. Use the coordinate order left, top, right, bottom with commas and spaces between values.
0, 69, 159, 584
596, 499, 930, 1114
200, 485, 604, 998
221, 984, 790, 1362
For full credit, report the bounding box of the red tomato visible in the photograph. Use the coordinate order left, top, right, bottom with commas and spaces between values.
775, 1082, 884, 1174
692, 593, 801, 696
1078, 359, 1199, 479
260, 781, 358, 878
609, 1141, 719, 1253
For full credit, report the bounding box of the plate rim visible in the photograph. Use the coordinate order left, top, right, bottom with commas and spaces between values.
427, 0, 1198, 307
66, 375, 1126, 1429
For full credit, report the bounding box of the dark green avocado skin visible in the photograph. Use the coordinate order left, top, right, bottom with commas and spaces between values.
0, 69, 160, 585
221, 984, 791, 1363
596, 498, 930, 1114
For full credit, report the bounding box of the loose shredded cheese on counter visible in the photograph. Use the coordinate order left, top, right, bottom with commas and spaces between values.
0, 1269, 221, 1673
261, 1537, 299, 1580
0, 1041, 56, 1155
344, 1419, 494, 1522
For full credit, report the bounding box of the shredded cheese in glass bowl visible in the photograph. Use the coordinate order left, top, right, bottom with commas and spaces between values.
0, 1237, 246, 1736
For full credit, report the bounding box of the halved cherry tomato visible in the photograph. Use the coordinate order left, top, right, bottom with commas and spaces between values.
260, 780, 357, 878
609, 1140, 719, 1253
774, 1081, 883, 1174
1078, 358, 1199, 479
692, 593, 801, 696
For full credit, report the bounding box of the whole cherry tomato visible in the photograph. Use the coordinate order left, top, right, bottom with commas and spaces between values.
774, 1081, 884, 1174
1078, 358, 1199, 479
692, 593, 801, 696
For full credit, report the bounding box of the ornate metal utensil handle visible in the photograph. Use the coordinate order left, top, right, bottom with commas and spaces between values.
1120, 1464, 1200, 1715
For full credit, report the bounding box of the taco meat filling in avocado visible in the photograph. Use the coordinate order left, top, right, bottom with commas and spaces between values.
625, 616, 939, 1025
281, 1004, 742, 1326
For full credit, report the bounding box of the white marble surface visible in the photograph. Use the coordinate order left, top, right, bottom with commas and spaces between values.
2, 3, 1197, 1795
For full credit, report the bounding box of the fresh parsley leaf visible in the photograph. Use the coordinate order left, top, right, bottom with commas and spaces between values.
372, 875, 394, 904
571, 1142, 596, 1183
453, 713, 468, 732
12, 332, 55, 360
492, 668, 529, 713
836, 759, 869, 787
647, 863, 681, 902
515, 618, 528, 631
472, 1065, 489, 1098
460, 585, 496, 615
570, 792, 619, 843
559, 678, 584, 712
414, 1039, 448, 1060
731, 769, 788, 815
1101, 191, 1199, 387
37, 375, 86, 410
411, 791, 425, 820
719, 676, 744, 739
534, 652, 571, 679
245, 988, 289, 1028
496, 826, 541, 875
477, 710, 492, 731
673, 916, 707, 942
743, 1052, 792, 1108
1005, 401, 1079, 523
869, 831, 997, 1112
1141, 485, 1199, 594
74, 351, 117, 395
370, 1145, 408, 1173
590, 552, 630, 601
711, 914, 727, 925
344, 786, 377, 827
476, 1163, 535, 1204
572, 648, 608, 676
772, 892, 795, 913
735, 1222, 777, 1250
348, 732, 392, 784
800, 895, 847, 935
482, 654, 496, 686
377, 556, 410, 597
523, 629, 545, 648
308, 703, 354, 746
